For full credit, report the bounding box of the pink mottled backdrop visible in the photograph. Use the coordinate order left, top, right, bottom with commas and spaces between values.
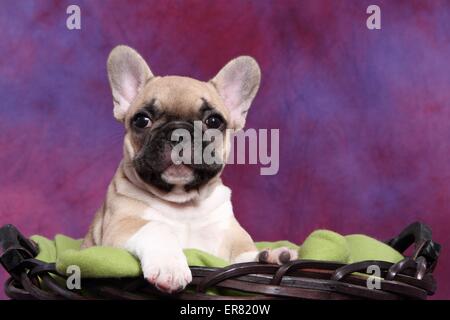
0, 0, 449, 299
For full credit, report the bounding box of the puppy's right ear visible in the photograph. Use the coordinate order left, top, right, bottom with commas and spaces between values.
107, 45, 154, 121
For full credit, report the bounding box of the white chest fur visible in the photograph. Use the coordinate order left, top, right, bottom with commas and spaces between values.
139, 185, 234, 257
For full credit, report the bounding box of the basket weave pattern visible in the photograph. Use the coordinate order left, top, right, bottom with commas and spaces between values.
0, 222, 440, 300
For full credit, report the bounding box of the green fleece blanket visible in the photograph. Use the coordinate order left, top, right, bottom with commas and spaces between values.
31, 229, 403, 279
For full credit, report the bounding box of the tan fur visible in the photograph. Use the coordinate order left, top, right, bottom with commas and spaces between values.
82, 169, 150, 248
219, 219, 258, 261
127, 77, 229, 124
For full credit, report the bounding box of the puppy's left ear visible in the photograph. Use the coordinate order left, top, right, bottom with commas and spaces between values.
210, 56, 261, 130
107, 45, 154, 122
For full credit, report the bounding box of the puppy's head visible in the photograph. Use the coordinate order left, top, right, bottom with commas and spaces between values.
107, 45, 260, 201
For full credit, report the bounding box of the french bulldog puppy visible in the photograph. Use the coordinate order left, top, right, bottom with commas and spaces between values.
82, 45, 297, 293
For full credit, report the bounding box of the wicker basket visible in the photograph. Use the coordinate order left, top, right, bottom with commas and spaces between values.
0, 222, 440, 300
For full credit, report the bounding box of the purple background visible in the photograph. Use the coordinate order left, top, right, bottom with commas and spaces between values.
1, 0, 449, 299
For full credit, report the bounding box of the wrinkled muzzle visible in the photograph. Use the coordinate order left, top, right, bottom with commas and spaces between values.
132, 120, 223, 192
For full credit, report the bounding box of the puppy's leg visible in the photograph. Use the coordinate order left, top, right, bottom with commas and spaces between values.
124, 221, 192, 293
227, 220, 260, 263
232, 250, 260, 263
226, 220, 298, 265
232, 246, 298, 265
258, 247, 298, 265
81, 204, 106, 248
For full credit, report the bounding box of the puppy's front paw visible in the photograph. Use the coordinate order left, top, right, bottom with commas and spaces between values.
258, 247, 298, 265
141, 251, 192, 294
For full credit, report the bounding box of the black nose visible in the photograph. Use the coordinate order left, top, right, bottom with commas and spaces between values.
168, 134, 181, 147
163, 121, 194, 146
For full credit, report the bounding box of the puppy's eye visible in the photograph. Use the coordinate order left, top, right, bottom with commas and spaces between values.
204, 115, 224, 129
132, 114, 151, 129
